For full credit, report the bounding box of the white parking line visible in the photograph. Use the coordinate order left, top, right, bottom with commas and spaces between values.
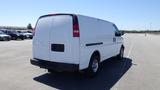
112, 38, 135, 90
127, 39, 135, 58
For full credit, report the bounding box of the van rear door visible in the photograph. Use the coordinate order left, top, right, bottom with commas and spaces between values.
50, 15, 79, 64
33, 16, 52, 61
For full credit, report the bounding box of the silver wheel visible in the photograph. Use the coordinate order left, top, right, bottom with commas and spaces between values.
87, 55, 100, 77
92, 58, 99, 73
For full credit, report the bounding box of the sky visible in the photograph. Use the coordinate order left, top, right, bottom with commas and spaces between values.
0, 0, 160, 30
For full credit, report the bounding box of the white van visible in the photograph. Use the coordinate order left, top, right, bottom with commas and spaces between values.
30, 13, 124, 76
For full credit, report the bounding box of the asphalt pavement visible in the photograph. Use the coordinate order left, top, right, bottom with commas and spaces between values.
0, 34, 160, 90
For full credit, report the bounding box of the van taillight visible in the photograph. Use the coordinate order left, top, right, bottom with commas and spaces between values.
73, 24, 79, 37
73, 15, 80, 37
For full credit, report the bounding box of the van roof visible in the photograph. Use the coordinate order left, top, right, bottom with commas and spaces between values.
39, 13, 76, 19
39, 13, 114, 24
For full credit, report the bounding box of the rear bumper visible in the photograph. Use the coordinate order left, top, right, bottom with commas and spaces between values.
30, 58, 79, 72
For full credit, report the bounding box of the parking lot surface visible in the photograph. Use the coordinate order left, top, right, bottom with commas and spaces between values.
0, 34, 160, 90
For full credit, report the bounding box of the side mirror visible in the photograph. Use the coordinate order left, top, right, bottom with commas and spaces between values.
121, 31, 124, 35
115, 31, 121, 37
115, 31, 124, 37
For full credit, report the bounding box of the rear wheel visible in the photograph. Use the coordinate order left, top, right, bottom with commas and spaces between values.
21, 37, 24, 40
117, 46, 124, 60
7, 38, 10, 41
87, 55, 100, 77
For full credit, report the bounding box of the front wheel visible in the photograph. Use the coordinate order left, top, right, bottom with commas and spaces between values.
20, 36, 24, 40
87, 55, 100, 77
7, 38, 10, 41
117, 47, 124, 60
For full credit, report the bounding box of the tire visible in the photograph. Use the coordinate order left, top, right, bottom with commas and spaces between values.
21, 37, 24, 40
117, 47, 124, 60
15, 37, 18, 40
87, 55, 100, 77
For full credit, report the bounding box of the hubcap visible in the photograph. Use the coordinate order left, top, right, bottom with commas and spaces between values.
92, 59, 99, 73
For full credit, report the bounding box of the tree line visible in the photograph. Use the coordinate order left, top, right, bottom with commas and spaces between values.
121, 30, 160, 34
0, 23, 33, 30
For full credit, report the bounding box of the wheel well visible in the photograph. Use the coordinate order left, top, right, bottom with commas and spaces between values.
91, 51, 100, 61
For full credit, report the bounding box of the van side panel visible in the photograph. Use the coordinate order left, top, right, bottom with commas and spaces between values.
99, 20, 118, 58
78, 15, 116, 70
